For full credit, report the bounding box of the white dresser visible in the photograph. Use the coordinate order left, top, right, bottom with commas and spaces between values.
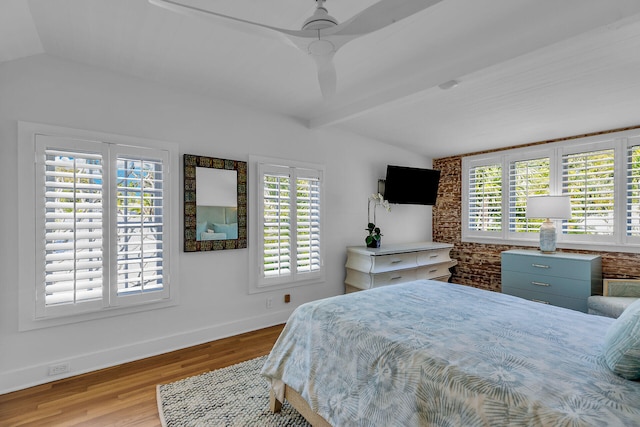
345, 242, 457, 293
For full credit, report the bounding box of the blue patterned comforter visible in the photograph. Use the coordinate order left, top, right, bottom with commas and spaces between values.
261, 280, 640, 426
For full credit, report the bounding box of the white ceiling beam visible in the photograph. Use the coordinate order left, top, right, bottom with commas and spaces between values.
308, 11, 640, 129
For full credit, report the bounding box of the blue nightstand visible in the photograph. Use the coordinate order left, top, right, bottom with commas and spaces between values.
501, 250, 602, 312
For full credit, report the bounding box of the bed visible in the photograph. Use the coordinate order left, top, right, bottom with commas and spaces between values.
261, 280, 640, 426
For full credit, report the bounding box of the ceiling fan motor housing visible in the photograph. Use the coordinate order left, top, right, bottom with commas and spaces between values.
302, 4, 338, 31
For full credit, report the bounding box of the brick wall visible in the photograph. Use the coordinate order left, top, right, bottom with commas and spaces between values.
432, 125, 640, 292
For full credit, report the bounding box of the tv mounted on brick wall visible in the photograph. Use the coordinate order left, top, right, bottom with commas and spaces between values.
383, 165, 440, 205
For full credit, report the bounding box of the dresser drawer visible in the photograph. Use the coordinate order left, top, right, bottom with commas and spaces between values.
416, 264, 455, 280
501, 252, 593, 281
502, 270, 592, 299
345, 268, 419, 289
503, 286, 588, 312
371, 252, 418, 273
372, 269, 418, 288
416, 248, 453, 266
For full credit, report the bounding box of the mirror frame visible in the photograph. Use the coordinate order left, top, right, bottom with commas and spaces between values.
184, 154, 247, 251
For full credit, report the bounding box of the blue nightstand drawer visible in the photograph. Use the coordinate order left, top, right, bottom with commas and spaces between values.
502, 286, 587, 313
501, 251, 597, 281
501, 270, 591, 299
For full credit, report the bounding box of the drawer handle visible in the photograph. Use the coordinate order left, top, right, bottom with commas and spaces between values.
429, 254, 439, 258
391, 260, 403, 264
531, 299, 550, 305
390, 276, 403, 280
429, 269, 438, 273
531, 281, 550, 287
531, 263, 550, 269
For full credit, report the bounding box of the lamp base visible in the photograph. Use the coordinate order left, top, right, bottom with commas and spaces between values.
539, 219, 557, 253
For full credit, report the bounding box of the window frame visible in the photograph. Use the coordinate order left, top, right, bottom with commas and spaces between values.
18, 122, 179, 331
461, 129, 639, 253
249, 155, 325, 294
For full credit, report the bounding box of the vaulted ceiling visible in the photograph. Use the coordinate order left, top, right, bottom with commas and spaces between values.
3, 0, 640, 157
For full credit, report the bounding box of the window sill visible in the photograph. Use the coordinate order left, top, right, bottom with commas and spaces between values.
19, 298, 178, 331
461, 236, 640, 255
249, 274, 325, 294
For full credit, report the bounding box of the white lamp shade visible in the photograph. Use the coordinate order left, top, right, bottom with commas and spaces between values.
526, 196, 572, 220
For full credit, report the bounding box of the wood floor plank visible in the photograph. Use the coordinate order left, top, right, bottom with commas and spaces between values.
0, 324, 284, 426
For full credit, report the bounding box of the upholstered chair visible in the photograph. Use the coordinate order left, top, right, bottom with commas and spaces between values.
588, 279, 640, 318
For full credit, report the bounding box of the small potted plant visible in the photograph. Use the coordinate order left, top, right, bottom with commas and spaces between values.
366, 193, 390, 248
365, 223, 383, 248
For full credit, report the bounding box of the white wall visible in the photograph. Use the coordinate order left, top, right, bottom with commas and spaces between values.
0, 54, 433, 393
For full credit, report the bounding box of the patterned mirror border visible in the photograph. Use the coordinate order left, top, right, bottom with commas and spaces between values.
184, 154, 247, 252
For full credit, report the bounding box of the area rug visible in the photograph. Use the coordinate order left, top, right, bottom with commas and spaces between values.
157, 356, 310, 427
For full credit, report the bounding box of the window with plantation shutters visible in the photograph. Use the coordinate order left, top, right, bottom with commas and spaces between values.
508, 157, 550, 233
31, 133, 173, 321
467, 163, 502, 232
252, 158, 324, 291
563, 148, 615, 236
462, 130, 640, 252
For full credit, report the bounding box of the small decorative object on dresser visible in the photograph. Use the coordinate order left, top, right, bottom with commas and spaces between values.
525, 195, 572, 253
345, 242, 457, 293
501, 249, 602, 312
365, 193, 390, 248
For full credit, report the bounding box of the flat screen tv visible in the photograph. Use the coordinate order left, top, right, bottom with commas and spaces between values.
384, 165, 440, 205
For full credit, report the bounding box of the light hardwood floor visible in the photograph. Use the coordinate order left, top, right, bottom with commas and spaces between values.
0, 324, 285, 426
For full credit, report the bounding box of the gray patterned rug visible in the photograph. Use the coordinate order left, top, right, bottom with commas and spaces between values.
156, 356, 310, 426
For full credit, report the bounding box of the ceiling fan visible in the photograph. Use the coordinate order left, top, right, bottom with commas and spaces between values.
149, 0, 443, 100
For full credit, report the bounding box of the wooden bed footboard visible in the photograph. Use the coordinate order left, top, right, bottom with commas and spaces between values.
270, 385, 332, 427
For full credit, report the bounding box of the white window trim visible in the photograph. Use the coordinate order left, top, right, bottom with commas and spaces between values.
462, 128, 640, 254
18, 122, 180, 331
248, 155, 325, 294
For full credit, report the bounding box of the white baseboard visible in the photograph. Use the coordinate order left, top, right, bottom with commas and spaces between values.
0, 309, 292, 394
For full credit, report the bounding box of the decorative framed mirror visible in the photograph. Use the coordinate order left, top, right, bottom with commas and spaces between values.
184, 154, 247, 251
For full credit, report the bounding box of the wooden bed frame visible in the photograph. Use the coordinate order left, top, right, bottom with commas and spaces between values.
270, 385, 332, 427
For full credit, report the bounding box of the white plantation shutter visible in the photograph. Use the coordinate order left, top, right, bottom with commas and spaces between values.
257, 161, 323, 288
508, 158, 550, 232
563, 148, 615, 235
468, 163, 502, 232
112, 146, 169, 304
626, 141, 640, 238
36, 138, 108, 317
295, 171, 321, 273
262, 168, 292, 278
34, 135, 170, 318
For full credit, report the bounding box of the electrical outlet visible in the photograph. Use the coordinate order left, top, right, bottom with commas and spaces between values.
266, 298, 273, 309
48, 362, 70, 376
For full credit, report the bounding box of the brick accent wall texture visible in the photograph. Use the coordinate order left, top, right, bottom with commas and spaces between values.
432, 125, 640, 293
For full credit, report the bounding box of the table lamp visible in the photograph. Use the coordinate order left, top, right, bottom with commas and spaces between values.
526, 196, 572, 253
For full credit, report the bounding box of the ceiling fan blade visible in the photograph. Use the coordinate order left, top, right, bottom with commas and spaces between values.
148, 0, 315, 42
332, 0, 444, 36
149, 0, 440, 101
312, 53, 337, 101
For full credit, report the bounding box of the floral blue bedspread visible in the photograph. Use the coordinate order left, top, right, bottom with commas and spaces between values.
261, 280, 640, 426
